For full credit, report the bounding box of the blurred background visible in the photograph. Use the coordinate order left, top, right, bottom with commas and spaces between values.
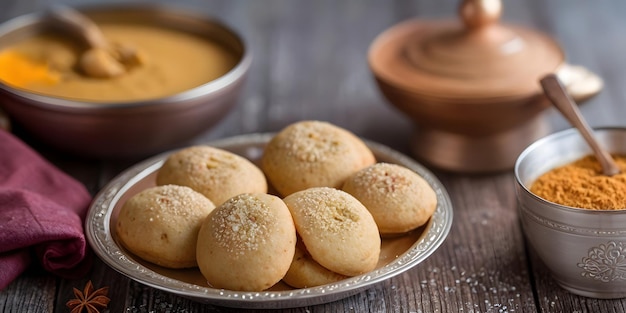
2, 0, 624, 158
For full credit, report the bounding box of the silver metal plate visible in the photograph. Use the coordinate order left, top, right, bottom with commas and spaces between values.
85, 133, 453, 309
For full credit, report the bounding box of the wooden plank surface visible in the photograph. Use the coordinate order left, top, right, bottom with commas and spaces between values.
1, 1, 626, 312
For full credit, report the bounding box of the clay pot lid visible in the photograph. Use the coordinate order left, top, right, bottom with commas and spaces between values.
369, 0, 565, 100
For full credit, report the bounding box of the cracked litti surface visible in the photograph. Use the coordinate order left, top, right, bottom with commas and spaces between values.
283, 187, 380, 277
261, 120, 375, 197
196, 193, 296, 291
116, 184, 216, 269
156, 145, 267, 206
342, 162, 437, 236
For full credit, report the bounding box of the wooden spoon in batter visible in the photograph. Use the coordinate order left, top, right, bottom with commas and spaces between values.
49, 6, 142, 78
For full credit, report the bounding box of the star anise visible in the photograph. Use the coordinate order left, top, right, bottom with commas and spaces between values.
66, 280, 110, 313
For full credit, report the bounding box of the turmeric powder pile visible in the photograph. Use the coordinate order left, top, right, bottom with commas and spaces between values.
0, 49, 60, 88
530, 155, 626, 210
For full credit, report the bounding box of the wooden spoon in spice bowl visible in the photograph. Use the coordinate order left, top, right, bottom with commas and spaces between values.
540, 74, 620, 176
48, 6, 144, 78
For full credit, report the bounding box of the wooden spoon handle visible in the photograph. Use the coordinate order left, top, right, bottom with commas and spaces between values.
48, 6, 109, 49
540, 74, 620, 176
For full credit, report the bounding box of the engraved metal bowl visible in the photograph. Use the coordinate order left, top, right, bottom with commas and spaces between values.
0, 4, 250, 158
515, 127, 626, 299
85, 133, 453, 309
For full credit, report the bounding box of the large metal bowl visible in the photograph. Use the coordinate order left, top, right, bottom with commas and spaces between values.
0, 4, 251, 158
515, 127, 626, 299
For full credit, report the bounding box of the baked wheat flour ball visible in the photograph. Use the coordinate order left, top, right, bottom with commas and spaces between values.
196, 193, 296, 291
282, 239, 348, 288
342, 162, 437, 236
116, 184, 216, 269
261, 120, 375, 196
156, 145, 267, 206
283, 187, 380, 276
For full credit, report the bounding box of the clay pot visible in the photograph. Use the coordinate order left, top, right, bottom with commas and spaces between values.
369, 0, 603, 173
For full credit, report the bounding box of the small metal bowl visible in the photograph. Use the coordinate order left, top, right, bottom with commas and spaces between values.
515, 127, 626, 299
0, 4, 251, 158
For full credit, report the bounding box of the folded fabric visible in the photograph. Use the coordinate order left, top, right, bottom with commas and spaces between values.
0, 129, 93, 290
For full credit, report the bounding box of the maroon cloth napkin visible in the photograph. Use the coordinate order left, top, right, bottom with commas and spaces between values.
0, 130, 93, 290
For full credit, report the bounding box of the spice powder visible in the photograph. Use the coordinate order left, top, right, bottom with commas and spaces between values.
530, 155, 626, 210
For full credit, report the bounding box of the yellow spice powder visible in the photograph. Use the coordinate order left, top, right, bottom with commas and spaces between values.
0, 49, 60, 88
530, 155, 626, 210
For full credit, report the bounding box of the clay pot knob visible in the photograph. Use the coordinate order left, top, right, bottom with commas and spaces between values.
459, 0, 502, 29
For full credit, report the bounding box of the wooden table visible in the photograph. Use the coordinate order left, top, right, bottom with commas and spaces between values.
2, 0, 626, 312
